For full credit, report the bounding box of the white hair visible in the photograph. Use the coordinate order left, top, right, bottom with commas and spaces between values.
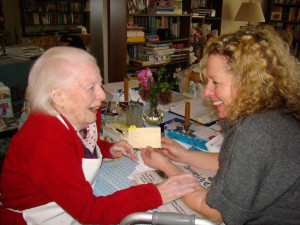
27, 46, 97, 115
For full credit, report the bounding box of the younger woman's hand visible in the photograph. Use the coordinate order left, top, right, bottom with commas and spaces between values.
140, 146, 172, 171
159, 137, 190, 163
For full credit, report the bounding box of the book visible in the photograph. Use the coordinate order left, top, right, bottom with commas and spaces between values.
145, 34, 160, 42
127, 30, 145, 37
143, 48, 175, 55
127, 36, 146, 43
148, 7, 175, 14
139, 53, 155, 61
142, 46, 170, 51
154, 54, 171, 64
147, 42, 172, 47
130, 58, 154, 66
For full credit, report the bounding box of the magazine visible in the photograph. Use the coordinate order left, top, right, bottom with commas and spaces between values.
129, 160, 216, 218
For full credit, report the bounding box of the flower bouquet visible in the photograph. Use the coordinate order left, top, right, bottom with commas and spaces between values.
138, 67, 173, 125
138, 67, 172, 107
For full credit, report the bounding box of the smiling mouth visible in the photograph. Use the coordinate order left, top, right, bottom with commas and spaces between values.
89, 106, 100, 112
213, 101, 223, 106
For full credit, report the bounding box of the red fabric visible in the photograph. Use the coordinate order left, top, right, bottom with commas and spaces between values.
0, 112, 162, 225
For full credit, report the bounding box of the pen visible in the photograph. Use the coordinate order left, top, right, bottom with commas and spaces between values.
116, 128, 124, 135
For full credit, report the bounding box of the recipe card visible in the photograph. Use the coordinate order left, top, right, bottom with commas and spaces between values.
128, 127, 161, 148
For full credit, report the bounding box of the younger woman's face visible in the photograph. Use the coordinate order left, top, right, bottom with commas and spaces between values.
203, 54, 236, 119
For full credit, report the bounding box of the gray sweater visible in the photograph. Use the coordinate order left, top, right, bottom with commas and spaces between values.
206, 109, 300, 225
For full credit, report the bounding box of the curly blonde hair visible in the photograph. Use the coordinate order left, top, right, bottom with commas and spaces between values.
200, 29, 300, 123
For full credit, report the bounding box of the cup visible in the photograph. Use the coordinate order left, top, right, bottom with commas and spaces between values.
117, 102, 144, 127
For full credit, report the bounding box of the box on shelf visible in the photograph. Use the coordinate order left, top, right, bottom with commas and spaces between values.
0, 83, 14, 118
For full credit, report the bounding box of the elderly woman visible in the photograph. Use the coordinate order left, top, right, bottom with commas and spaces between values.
0, 47, 201, 225
141, 29, 300, 225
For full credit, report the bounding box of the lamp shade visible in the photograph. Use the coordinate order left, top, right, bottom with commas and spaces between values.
234, 2, 265, 23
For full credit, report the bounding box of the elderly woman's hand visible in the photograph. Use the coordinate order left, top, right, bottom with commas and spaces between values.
157, 173, 202, 204
110, 140, 138, 161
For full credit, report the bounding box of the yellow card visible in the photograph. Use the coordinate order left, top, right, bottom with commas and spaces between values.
128, 127, 161, 148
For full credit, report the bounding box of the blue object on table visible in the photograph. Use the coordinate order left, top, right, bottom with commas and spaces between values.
93, 157, 138, 196
166, 130, 208, 151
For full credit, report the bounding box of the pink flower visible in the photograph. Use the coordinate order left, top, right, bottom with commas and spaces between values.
138, 68, 154, 91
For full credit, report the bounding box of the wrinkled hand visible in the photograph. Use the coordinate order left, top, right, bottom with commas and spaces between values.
110, 140, 138, 161
159, 137, 189, 163
141, 146, 172, 171
157, 173, 201, 204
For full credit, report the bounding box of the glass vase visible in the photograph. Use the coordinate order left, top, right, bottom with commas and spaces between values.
143, 105, 164, 126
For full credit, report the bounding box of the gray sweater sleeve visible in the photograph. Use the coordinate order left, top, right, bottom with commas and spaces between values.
206, 110, 300, 225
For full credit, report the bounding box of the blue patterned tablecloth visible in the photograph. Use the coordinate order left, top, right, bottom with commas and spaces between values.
93, 157, 137, 196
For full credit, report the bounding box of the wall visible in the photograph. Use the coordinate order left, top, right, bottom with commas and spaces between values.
221, 0, 268, 35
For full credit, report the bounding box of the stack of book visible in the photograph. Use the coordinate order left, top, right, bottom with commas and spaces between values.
142, 47, 175, 64
170, 47, 190, 62
145, 34, 159, 42
192, 8, 215, 18
142, 43, 171, 51
127, 26, 145, 43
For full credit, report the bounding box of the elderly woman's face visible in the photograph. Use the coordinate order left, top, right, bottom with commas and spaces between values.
203, 54, 236, 119
59, 61, 106, 131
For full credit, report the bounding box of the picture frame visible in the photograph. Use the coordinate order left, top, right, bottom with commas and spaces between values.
271, 12, 282, 21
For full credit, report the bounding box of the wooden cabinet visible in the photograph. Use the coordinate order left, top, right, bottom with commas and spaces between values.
19, 0, 89, 36
266, 0, 300, 58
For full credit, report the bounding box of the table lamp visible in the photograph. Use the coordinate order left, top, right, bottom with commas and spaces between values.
234, 0, 265, 30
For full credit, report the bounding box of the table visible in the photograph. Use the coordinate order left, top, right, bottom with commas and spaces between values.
0, 57, 34, 88
94, 157, 137, 196
95, 109, 187, 196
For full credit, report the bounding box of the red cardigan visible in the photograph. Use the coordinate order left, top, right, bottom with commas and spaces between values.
0, 112, 162, 225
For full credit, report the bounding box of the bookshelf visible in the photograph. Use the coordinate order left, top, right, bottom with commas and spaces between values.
90, 0, 222, 83
191, 0, 223, 62
266, 0, 300, 58
125, 0, 193, 81
19, 0, 90, 36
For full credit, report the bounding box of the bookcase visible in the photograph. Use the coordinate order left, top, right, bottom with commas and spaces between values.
125, 0, 192, 82
266, 0, 300, 58
191, 0, 223, 62
19, 0, 89, 36
90, 0, 222, 83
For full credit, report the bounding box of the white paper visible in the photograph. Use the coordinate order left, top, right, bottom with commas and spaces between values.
128, 127, 161, 148
129, 153, 216, 218
193, 126, 219, 141
205, 134, 224, 153
169, 98, 218, 124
